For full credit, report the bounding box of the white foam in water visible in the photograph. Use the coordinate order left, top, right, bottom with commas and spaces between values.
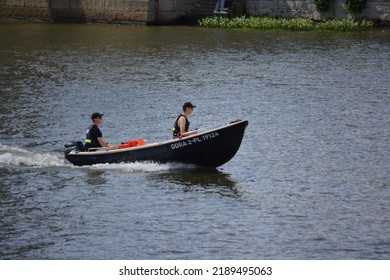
0, 143, 192, 172
87, 162, 169, 172
0, 143, 65, 167
86, 161, 192, 173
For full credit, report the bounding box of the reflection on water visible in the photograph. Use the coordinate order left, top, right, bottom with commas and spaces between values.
150, 168, 240, 197
85, 170, 108, 186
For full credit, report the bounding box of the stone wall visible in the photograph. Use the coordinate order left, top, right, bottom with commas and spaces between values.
0, 0, 154, 23
245, 0, 390, 22
0, 0, 389, 24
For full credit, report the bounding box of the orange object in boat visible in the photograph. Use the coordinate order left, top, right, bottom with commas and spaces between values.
118, 140, 138, 149
137, 139, 144, 146
118, 139, 144, 149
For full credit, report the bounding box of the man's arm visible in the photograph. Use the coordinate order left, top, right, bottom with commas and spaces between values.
178, 116, 197, 138
97, 137, 108, 147
177, 116, 186, 136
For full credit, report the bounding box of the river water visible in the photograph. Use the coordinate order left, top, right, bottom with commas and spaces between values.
0, 20, 389, 260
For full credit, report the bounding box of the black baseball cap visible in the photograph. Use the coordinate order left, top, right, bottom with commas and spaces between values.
183, 102, 196, 109
91, 112, 104, 119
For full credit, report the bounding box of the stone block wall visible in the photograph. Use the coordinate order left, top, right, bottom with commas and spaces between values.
245, 0, 389, 22
155, 0, 188, 23
0, 0, 153, 23
0, 0, 389, 24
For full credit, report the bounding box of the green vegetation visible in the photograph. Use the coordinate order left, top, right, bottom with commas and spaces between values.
344, 0, 367, 13
314, 0, 332, 12
199, 16, 373, 31
314, 0, 367, 13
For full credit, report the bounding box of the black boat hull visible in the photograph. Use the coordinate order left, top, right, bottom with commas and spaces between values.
65, 120, 248, 167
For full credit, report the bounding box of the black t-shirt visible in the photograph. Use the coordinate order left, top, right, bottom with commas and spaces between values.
85, 124, 102, 150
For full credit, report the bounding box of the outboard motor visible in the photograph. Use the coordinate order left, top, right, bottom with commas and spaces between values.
64, 141, 85, 156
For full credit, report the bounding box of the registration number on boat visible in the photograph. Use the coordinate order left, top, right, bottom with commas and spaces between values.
171, 132, 219, 150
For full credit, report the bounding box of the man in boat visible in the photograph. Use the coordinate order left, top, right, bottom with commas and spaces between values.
85, 112, 117, 151
173, 102, 198, 139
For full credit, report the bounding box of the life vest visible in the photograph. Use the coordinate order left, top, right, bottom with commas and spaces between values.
173, 114, 189, 138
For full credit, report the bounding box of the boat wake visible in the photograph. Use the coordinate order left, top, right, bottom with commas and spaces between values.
0, 143, 193, 172
84, 161, 191, 173
0, 143, 65, 167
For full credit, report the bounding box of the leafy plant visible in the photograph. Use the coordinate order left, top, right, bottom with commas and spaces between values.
199, 16, 373, 31
344, 0, 367, 12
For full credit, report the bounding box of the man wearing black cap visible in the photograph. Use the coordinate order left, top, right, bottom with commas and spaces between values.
173, 102, 198, 139
85, 112, 117, 151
